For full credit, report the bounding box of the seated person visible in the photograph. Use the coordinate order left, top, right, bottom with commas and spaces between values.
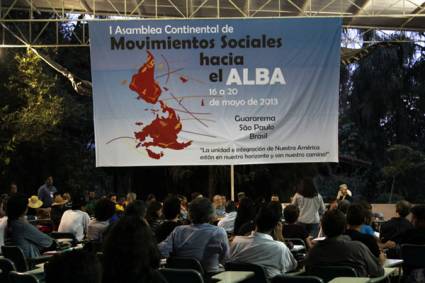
228, 206, 297, 279
305, 209, 384, 278
103, 216, 165, 283
58, 193, 90, 242
45, 250, 101, 283
158, 197, 229, 274
213, 195, 226, 218
146, 201, 163, 234
0, 197, 8, 248
283, 204, 312, 248
155, 196, 183, 243
5, 194, 55, 258
218, 201, 238, 234
400, 204, 425, 245
345, 204, 385, 262
87, 198, 116, 241
380, 200, 413, 244
27, 195, 43, 221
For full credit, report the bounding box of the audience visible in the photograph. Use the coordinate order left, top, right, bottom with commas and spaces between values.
37, 176, 57, 208
126, 192, 137, 205
380, 200, 413, 244
5, 194, 55, 258
51, 194, 68, 230
218, 200, 238, 234
58, 193, 90, 241
358, 201, 375, 236
87, 198, 116, 241
124, 200, 147, 220
305, 209, 384, 278
45, 250, 102, 283
158, 197, 229, 274
9, 182, 18, 196
283, 204, 312, 248
103, 216, 164, 283
234, 197, 256, 236
155, 196, 182, 243
27, 195, 43, 221
229, 205, 297, 278
400, 204, 425, 245
0, 197, 7, 248
85, 191, 97, 216
213, 194, 225, 217
291, 178, 325, 237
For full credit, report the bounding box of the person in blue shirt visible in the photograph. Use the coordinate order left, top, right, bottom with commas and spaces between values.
37, 176, 57, 208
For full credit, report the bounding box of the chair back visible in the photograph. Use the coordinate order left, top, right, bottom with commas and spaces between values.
401, 244, 425, 269
8, 271, 39, 283
224, 262, 268, 283
166, 257, 205, 275
1, 246, 29, 272
0, 258, 16, 283
306, 265, 357, 282
160, 268, 204, 283
272, 275, 324, 283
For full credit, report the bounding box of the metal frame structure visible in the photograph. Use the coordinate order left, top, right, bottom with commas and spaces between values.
1, 0, 425, 48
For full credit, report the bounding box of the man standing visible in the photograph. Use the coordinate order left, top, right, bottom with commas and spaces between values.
228, 206, 297, 279
38, 176, 57, 208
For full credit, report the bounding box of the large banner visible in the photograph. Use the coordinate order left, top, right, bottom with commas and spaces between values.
89, 18, 340, 166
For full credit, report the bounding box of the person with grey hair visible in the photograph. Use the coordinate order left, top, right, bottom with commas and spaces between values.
158, 197, 229, 274
126, 192, 137, 205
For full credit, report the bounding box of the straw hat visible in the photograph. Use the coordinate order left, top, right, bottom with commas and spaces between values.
28, 195, 43, 209
52, 195, 68, 206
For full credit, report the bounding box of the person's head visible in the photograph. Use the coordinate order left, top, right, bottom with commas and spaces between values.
339, 184, 348, 195
88, 191, 96, 200
267, 201, 283, 220
6, 194, 27, 220
28, 195, 43, 209
271, 194, 280, 202
125, 200, 147, 220
410, 205, 425, 228
225, 200, 236, 213
346, 203, 366, 226
237, 192, 246, 202
284, 204, 300, 224
9, 182, 18, 194
94, 199, 116, 222
189, 197, 215, 224
297, 178, 318, 198
236, 197, 256, 222
256, 206, 280, 234
321, 209, 346, 238
212, 195, 223, 208
46, 176, 53, 186
102, 216, 160, 283
126, 192, 137, 204
146, 193, 156, 204
63, 193, 71, 202
338, 199, 351, 214
45, 250, 101, 283
162, 196, 181, 220
190, 192, 202, 201
146, 201, 162, 220
71, 193, 87, 210
396, 200, 412, 218
109, 194, 117, 203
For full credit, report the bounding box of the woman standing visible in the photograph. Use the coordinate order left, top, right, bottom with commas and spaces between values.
291, 178, 325, 238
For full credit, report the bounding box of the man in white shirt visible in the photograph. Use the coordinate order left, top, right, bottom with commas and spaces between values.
58, 194, 90, 242
218, 201, 237, 233
228, 205, 298, 279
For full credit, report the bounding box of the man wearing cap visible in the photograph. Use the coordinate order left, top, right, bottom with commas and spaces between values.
38, 176, 57, 208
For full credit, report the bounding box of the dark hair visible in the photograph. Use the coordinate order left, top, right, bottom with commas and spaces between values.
256, 206, 280, 233
225, 201, 237, 213
338, 200, 351, 214
94, 199, 116, 222
102, 216, 160, 283
411, 205, 425, 227
234, 197, 256, 235
6, 194, 27, 221
321, 209, 346, 237
297, 178, 318, 198
146, 193, 157, 203
189, 198, 214, 224
396, 200, 411, 218
71, 193, 87, 210
125, 200, 147, 219
237, 192, 246, 201
45, 250, 101, 283
267, 201, 283, 220
146, 201, 162, 222
162, 196, 181, 220
284, 204, 300, 224
346, 204, 366, 226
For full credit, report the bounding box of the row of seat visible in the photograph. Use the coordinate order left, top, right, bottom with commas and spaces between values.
0, 258, 39, 283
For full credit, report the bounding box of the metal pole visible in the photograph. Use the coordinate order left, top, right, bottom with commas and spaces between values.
230, 164, 235, 201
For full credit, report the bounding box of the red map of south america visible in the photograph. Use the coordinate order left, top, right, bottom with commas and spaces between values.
129, 51, 192, 159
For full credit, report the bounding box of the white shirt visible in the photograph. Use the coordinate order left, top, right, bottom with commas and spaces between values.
0, 216, 7, 248
229, 232, 298, 278
291, 193, 325, 224
218, 211, 237, 233
58, 210, 90, 241
87, 219, 109, 241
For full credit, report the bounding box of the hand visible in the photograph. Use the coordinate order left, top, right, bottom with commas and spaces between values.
384, 240, 396, 249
